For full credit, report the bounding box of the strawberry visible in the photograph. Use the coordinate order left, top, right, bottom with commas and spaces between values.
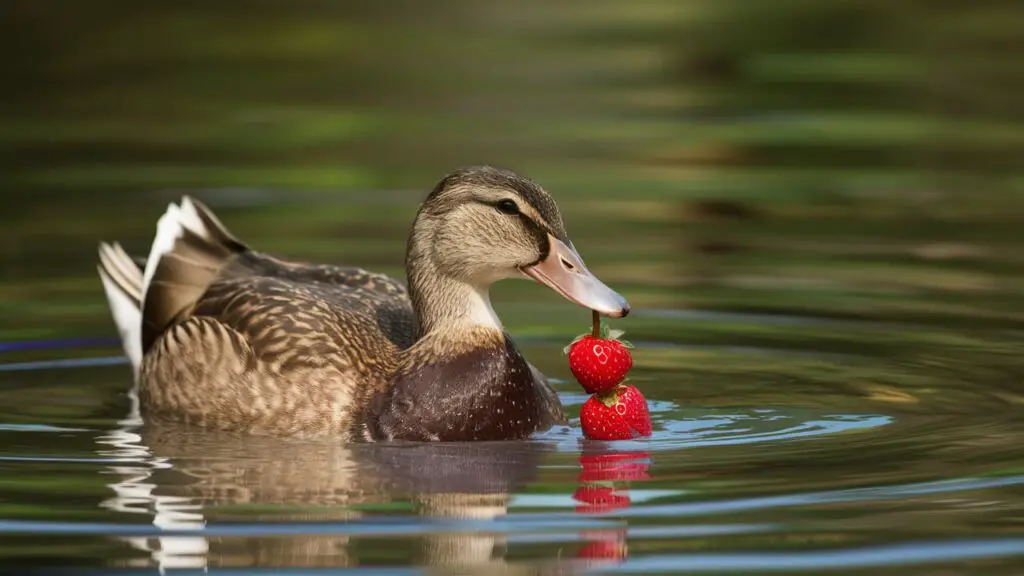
563, 312, 634, 394
618, 385, 653, 437
580, 384, 652, 440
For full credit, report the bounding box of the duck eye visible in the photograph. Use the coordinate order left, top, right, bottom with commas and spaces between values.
496, 199, 520, 215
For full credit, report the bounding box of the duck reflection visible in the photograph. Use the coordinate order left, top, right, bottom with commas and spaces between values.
96, 413, 557, 571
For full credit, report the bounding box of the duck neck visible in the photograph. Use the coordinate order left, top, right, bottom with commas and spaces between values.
406, 235, 503, 340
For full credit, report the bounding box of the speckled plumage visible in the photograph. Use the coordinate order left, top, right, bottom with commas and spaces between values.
98, 166, 573, 441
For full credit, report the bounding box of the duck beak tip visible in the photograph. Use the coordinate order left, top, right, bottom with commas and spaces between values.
521, 235, 630, 319
607, 304, 631, 318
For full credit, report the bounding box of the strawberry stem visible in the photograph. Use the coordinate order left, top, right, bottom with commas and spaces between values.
592, 310, 600, 338
595, 385, 623, 407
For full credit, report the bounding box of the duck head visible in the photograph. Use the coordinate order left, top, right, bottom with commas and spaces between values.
407, 166, 629, 333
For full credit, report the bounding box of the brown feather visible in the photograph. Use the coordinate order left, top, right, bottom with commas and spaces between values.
187, 195, 249, 251
141, 226, 245, 354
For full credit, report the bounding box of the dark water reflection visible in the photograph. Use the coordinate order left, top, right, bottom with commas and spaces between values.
98, 427, 556, 570
4, 0, 1024, 574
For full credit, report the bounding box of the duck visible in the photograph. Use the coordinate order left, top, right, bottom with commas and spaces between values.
96, 166, 630, 441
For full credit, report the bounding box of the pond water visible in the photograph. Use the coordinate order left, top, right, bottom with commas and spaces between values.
4, 200, 1024, 574
3, 1, 1024, 574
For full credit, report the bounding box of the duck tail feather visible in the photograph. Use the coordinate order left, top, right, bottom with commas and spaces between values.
139, 197, 249, 354
97, 241, 145, 373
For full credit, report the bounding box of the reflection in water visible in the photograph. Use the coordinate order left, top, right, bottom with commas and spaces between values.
78, 367, 910, 572
5, 359, 1024, 573
96, 388, 212, 570
571, 442, 652, 569
95, 413, 571, 571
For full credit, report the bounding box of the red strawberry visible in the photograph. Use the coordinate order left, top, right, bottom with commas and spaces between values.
563, 313, 634, 394
618, 385, 653, 436
580, 385, 652, 440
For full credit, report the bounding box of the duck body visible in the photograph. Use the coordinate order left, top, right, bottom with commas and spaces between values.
97, 166, 627, 441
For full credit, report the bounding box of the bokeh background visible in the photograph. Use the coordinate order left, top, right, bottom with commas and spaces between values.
3, 1, 1024, 573
4, 1, 1024, 343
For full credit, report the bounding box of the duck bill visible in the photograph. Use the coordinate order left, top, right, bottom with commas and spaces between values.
520, 236, 630, 318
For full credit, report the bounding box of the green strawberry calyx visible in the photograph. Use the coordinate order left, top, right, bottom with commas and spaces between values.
562, 311, 634, 354
594, 383, 628, 408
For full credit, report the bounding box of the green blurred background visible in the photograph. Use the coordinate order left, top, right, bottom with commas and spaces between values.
3, 0, 1024, 340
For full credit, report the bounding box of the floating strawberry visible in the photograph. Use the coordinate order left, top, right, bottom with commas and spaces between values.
563, 312, 634, 394
580, 384, 652, 440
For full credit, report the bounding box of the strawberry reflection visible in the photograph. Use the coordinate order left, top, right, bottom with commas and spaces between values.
572, 440, 652, 566
578, 449, 652, 484
576, 529, 628, 564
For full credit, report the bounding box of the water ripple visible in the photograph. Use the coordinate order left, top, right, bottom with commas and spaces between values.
539, 405, 892, 452
0, 515, 619, 537
608, 539, 1024, 573
613, 474, 1024, 519
0, 355, 128, 372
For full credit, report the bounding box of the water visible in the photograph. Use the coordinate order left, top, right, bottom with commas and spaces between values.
4, 283, 1024, 575
3, 1, 1024, 574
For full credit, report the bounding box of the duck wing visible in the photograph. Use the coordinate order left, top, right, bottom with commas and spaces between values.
139, 271, 413, 436
98, 196, 416, 380
97, 196, 415, 437
227, 251, 410, 299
